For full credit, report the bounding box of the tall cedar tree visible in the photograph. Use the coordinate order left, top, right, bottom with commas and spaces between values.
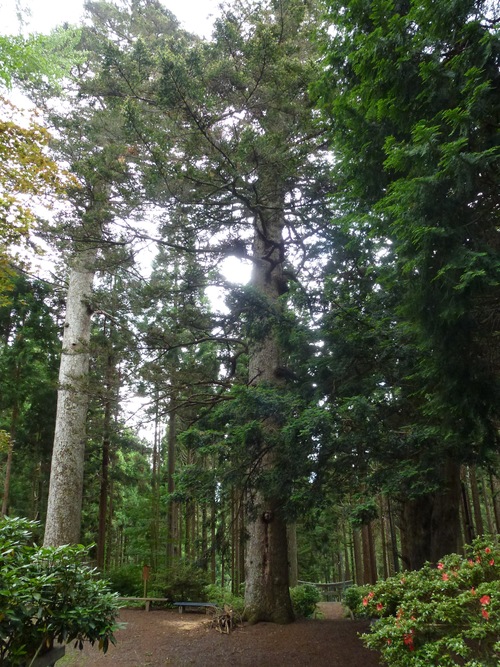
85, 0, 329, 622
316, 0, 500, 566
156, 0, 327, 622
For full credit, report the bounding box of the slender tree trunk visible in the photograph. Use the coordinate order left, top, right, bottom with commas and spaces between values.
287, 523, 298, 588
166, 409, 178, 566
44, 246, 97, 546
461, 473, 475, 544
1, 377, 19, 516
379, 496, 389, 579
342, 520, 352, 582
210, 500, 216, 584
352, 526, 363, 584
361, 523, 377, 584
1, 437, 13, 517
387, 497, 400, 574
490, 474, 500, 533
468, 467, 484, 537
96, 402, 111, 568
482, 475, 495, 535
97, 330, 115, 569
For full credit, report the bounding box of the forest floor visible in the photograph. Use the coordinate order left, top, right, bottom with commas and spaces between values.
59, 602, 382, 667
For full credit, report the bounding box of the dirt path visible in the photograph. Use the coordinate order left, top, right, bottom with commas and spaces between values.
60, 604, 381, 667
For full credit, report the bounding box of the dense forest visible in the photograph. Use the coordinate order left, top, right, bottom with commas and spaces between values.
1, 0, 499, 625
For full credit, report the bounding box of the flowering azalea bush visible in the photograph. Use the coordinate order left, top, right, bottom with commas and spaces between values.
345, 538, 500, 666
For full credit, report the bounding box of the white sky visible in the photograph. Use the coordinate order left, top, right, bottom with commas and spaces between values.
2, 0, 221, 37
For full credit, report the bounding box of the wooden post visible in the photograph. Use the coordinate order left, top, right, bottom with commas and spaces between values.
142, 565, 150, 599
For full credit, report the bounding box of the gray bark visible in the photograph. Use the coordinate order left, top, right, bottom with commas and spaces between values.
244, 190, 294, 624
44, 247, 97, 546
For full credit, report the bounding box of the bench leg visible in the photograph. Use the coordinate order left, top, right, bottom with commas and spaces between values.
178, 606, 184, 613
145, 601, 151, 612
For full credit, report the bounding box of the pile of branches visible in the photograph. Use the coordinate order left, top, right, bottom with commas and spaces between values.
209, 605, 243, 634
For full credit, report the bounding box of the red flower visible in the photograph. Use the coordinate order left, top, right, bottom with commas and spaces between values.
482, 609, 489, 620
362, 597, 368, 607
442, 573, 449, 581
376, 603, 384, 612
437, 562, 444, 570
368, 591, 375, 599
403, 632, 414, 651
485, 547, 491, 554
480, 595, 491, 606
489, 559, 495, 566
471, 587, 476, 596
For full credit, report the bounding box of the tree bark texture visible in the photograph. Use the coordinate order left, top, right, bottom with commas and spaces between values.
44, 247, 97, 546
401, 459, 462, 570
244, 188, 294, 624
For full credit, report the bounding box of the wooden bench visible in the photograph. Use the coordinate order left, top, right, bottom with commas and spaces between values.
173, 601, 217, 614
118, 596, 170, 612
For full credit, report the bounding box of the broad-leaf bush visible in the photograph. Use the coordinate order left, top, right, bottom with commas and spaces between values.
346, 538, 500, 666
290, 584, 321, 618
0, 517, 120, 666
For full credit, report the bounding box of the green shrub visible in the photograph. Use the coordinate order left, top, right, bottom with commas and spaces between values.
358, 537, 500, 666
106, 564, 143, 596
152, 561, 209, 602
0, 516, 120, 666
343, 584, 371, 618
290, 584, 321, 618
204, 584, 245, 615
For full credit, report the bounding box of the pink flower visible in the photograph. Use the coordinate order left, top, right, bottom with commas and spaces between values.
489, 559, 495, 566
437, 562, 444, 570
377, 603, 384, 612
442, 573, 449, 581
468, 559, 475, 566
480, 595, 491, 606
482, 609, 489, 620
368, 591, 375, 599
362, 597, 368, 607
485, 547, 491, 554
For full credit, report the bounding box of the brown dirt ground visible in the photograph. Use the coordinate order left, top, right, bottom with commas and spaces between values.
59, 603, 382, 667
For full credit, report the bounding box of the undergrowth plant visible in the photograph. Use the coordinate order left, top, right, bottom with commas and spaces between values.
346, 537, 500, 666
204, 584, 245, 615
290, 583, 321, 618
0, 517, 120, 666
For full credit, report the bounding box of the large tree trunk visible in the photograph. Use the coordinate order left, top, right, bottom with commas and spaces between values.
401, 459, 461, 570
244, 189, 294, 624
44, 247, 97, 546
